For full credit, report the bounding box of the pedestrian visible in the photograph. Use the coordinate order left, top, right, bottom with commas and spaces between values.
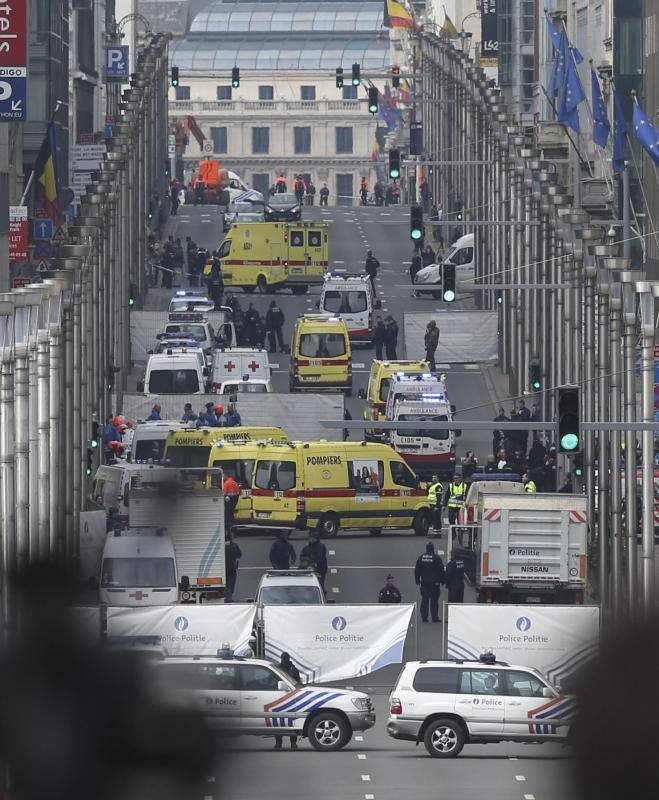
146, 403, 161, 421
103, 414, 121, 462
373, 316, 386, 360
306, 181, 316, 206
275, 174, 287, 193
198, 402, 217, 428
224, 402, 241, 428
294, 175, 306, 204
208, 254, 224, 309
435, 202, 444, 247
365, 250, 379, 297
410, 252, 422, 284
385, 185, 394, 206
427, 473, 444, 534
517, 399, 531, 454
194, 178, 205, 205
422, 244, 435, 267
444, 550, 466, 603
181, 403, 198, 423
374, 181, 384, 206
420, 178, 430, 212
496, 449, 511, 472
343, 407, 352, 442
484, 454, 497, 473
170, 183, 179, 216
161, 245, 173, 289
360, 177, 368, 206
214, 405, 226, 427
301, 532, 328, 591
414, 541, 445, 622
444, 475, 468, 527
392, 184, 400, 204
522, 472, 538, 493
528, 436, 547, 469
378, 574, 402, 603
223, 473, 241, 534
384, 316, 398, 359
252, 316, 266, 349
558, 473, 573, 493
319, 184, 329, 206
460, 451, 478, 479
270, 531, 296, 570
265, 300, 285, 353
492, 407, 509, 454
224, 532, 242, 600
274, 653, 301, 750
424, 320, 439, 371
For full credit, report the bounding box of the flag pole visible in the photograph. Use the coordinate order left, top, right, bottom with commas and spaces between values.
20, 100, 63, 207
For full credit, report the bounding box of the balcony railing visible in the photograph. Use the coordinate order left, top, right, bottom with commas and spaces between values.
169, 98, 365, 115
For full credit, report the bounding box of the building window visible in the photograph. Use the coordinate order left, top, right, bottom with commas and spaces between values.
258, 85, 274, 100
294, 127, 311, 154
252, 173, 271, 196
217, 86, 232, 100
300, 85, 316, 100
175, 86, 190, 101
210, 127, 227, 154
335, 127, 353, 154
252, 127, 270, 154
342, 85, 358, 100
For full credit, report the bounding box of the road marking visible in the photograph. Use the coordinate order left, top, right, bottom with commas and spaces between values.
357, 753, 367, 760
361, 775, 371, 782
365, 795, 375, 800
353, 362, 365, 368
523, 795, 535, 800
207, 777, 216, 783
509, 757, 518, 761
355, 735, 364, 741
334, 268, 347, 272
329, 549, 336, 555
332, 586, 340, 593
515, 776, 526, 782
333, 260, 345, 264
402, 261, 411, 265
331, 567, 338, 574
465, 364, 479, 370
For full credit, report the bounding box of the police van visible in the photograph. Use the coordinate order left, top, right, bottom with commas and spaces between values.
319, 274, 374, 345
211, 221, 329, 294
387, 653, 575, 758
151, 655, 375, 751
159, 312, 216, 358
360, 360, 430, 439
290, 314, 352, 395
168, 291, 216, 314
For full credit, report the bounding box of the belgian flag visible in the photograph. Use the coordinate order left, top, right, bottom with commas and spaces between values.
33, 122, 61, 222
383, 0, 414, 30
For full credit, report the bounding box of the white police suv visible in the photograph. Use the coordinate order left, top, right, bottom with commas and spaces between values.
387, 654, 576, 757
152, 655, 375, 751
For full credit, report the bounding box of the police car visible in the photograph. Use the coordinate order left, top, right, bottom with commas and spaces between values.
387, 653, 575, 757
151, 654, 375, 750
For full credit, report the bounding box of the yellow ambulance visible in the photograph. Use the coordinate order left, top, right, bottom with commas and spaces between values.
361, 360, 430, 439
210, 221, 329, 294
163, 427, 290, 468
289, 314, 352, 395
248, 440, 432, 537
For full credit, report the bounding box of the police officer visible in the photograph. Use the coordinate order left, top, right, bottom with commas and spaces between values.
364, 250, 379, 297
522, 473, 537, 493
224, 533, 242, 601
427, 473, 444, 534
444, 550, 466, 603
274, 653, 301, 750
378, 574, 402, 603
414, 542, 445, 622
444, 474, 468, 527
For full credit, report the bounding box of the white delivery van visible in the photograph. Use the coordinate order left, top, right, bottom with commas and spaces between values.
319, 274, 374, 345
99, 528, 178, 606
137, 351, 209, 394
151, 339, 206, 371
413, 233, 475, 297
211, 347, 272, 394
124, 420, 190, 463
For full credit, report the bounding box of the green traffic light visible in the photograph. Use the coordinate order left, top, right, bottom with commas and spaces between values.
389, 168, 400, 179
532, 380, 541, 390
129, 297, 135, 307
574, 467, 583, 477
91, 439, 99, 449
443, 289, 456, 302
85, 467, 93, 477
411, 229, 422, 240
369, 104, 377, 114
560, 433, 579, 451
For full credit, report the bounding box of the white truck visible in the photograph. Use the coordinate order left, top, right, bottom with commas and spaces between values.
413, 232, 475, 298
475, 492, 588, 605
383, 373, 459, 478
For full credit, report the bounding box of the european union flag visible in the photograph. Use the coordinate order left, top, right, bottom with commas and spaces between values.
591, 69, 610, 148
548, 31, 567, 97
557, 48, 586, 133
612, 91, 627, 173
632, 100, 659, 167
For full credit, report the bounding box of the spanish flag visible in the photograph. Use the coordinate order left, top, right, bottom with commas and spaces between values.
33, 122, 61, 222
383, 0, 414, 30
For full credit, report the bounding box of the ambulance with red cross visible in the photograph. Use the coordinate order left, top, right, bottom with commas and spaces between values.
211, 347, 273, 394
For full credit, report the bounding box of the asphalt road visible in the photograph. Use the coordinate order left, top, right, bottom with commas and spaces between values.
147, 202, 580, 800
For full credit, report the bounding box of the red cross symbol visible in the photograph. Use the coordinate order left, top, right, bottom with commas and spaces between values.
224, 360, 236, 372
129, 591, 149, 600
248, 361, 260, 372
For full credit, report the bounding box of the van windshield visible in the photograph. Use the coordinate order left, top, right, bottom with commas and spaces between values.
397, 414, 449, 440
148, 369, 200, 394
164, 325, 208, 342
101, 557, 176, 588
299, 333, 346, 358
134, 440, 166, 461
323, 290, 367, 314
167, 445, 212, 467
259, 586, 323, 605
211, 458, 254, 487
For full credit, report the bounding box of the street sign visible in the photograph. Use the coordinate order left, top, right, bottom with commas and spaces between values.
70, 144, 106, 171
0, 1, 27, 67
36, 260, 49, 273
32, 219, 53, 240
202, 139, 214, 155
33, 240, 53, 259
168, 134, 176, 146
168, 144, 176, 157
106, 45, 129, 80
12, 277, 31, 289
52, 225, 66, 245
9, 206, 28, 260
0, 67, 27, 121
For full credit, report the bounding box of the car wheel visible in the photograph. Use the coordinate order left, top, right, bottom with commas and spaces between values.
413, 509, 431, 536
317, 512, 339, 538
423, 718, 465, 758
307, 712, 351, 752
257, 275, 268, 293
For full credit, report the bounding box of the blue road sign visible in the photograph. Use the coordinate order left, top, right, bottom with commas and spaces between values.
106, 46, 129, 79
0, 69, 27, 122
33, 240, 53, 259
32, 219, 53, 240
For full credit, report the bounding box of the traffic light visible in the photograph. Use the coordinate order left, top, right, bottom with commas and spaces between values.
164, 161, 170, 178
392, 66, 400, 88
128, 282, 137, 308
86, 448, 94, 477
410, 124, 422, 156
558, 386, 581, 453
573, 453, 583, 478
529, 358, 542, 391
171, 66, 179, 87
410, 205, 423, 241
368, 87, 378, 114
389, 148, 401, 180
90, 421, 101, 451
442, 263, 456, 302
456, 201, 464, 222
231, 67, 240, 88
336, 67, 344, 88
351, 63, 360, 86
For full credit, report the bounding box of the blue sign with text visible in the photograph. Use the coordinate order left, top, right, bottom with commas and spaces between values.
106, 46, 129, 79
0, 69, 27, 122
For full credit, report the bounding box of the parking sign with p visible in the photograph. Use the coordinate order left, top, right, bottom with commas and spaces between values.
106, 46, 129, 80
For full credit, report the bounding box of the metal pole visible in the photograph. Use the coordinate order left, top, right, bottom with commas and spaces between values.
71, 278, 82, 559
596, 274, 610, 606
49, 329, 61, 558
608, 283, 623, 619
37, 336, 50, 560
14, 350, 29, 572
638, 286, 655, 614
622, 165, 631, 259
621, 281, 638, 613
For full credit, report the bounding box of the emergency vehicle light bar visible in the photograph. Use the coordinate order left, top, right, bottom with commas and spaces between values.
168, 312, 205, 321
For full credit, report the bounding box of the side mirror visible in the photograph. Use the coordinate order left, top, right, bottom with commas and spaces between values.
87, 576, 99, 591
156, 333, 164, 340
315, 301, 320, 310
277, 681, 289, 691
542, 687, 554, 698
455, 429, 462, 437
147, 349, 153, 355
357, 389, 366, 400
203, 366, 210, 376
136, 380, 145, 393
450, 404, 456, 413
245, 597, 255, 604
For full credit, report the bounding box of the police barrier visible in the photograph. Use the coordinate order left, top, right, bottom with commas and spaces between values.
444, 604, 600, 690
106, 604, 256, 656
264, 604, 415, 683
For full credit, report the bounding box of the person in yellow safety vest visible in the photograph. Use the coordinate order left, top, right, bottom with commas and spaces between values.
522, 473, 537, 493
443, 477, 468, 527
427, 474, 444, 534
